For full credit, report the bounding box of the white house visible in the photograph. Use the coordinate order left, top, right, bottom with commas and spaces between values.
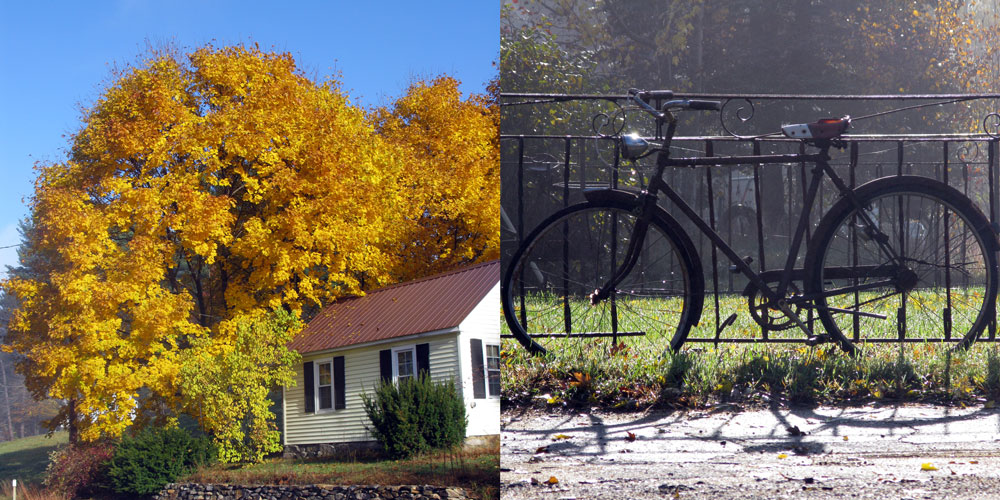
282, 260, 500, 457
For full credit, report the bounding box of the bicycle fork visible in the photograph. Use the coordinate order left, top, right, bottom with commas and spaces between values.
588, 193, 657, 305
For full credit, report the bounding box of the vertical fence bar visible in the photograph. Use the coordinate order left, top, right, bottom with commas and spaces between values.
850, 141, 860, 342
943, 142, 952, 340
517, 137, 526, 329
897, 140, 906, 340
799, 141, 813, 330
562, 138, 571, 334
611, 139, 621, 345
705, 140, 722, 344
728, 160, 735, 293
752, 140, 766, 340
990, 139, 998, 339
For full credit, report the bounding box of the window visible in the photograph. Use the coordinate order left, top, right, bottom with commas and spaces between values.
470, 339, 500, 400
380, 344, 428, 385
486, 344, 500, 397
304, 356, 344, 413
393, 347, 416, 383
315, 360, 334, 410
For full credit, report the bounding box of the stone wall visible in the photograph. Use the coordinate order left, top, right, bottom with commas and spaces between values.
155, 483, 470, 500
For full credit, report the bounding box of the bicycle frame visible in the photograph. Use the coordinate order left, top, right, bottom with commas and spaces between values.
601, 139, 901, 338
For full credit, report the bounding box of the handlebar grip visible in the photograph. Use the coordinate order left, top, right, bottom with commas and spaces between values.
637, 89, 674, 101
688, 100, 721, 111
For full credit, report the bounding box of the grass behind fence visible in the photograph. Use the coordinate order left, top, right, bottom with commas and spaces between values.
502, 335, 1000, 409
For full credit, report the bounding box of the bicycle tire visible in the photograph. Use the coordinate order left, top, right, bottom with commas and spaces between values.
805, 176, 999, 352
502, 193, 704, 355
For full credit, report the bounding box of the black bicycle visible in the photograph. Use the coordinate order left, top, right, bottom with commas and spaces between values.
502, 89, 999, 355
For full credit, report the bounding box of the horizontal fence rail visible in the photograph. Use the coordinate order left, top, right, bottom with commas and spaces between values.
501, 92, 1000, 346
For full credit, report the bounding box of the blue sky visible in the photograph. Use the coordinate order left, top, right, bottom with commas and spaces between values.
0, 0, 498, 277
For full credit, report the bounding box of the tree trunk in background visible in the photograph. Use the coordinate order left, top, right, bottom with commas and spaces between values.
694, 6, 704, 90
0, 356, 13, 441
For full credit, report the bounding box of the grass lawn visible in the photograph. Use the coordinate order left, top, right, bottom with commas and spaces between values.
503, 290, 1000, 409
184, 438, 500, 500
0, 432, 66, 487
0, 432, 66, 500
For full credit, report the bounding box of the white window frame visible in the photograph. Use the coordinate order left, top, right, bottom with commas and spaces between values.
313, 358, 335, 412
392, 345, 417, 383
485, 343, 501, 398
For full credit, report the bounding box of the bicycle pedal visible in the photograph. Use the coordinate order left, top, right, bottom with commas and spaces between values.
804, 334, 832, 346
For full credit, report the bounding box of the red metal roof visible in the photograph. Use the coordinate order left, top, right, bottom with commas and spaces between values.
290, 260, 499, 354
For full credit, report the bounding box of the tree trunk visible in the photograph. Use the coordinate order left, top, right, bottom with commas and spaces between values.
0, 356, 13, 441
694, 4, 704, 89
68, 398, 78, 444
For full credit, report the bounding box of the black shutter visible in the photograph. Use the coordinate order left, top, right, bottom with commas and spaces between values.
416, 343, 430, 378
303, 361, 315, 413
470, 339, 485, 399
333, 356, 346, 410
379, 349, 392, 383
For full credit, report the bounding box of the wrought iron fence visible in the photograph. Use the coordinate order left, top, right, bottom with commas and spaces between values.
501, 92, 1000, 344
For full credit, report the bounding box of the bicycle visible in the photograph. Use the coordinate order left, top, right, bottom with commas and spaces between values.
501, 89, 999, 356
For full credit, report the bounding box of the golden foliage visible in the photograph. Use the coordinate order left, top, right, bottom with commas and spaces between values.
3, 44, 498, 452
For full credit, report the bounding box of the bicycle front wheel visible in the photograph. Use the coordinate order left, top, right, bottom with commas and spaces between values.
502, 198, 704, 355
807, 176, 999, 351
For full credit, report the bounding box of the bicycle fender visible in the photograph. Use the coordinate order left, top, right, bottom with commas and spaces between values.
838, 176, 997, 252
583, 189, 705, 328
804, 176, 1000, 283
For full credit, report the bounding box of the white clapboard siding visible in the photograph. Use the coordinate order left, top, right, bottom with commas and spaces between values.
284, 332, 460, 446
458, 282, 501, 436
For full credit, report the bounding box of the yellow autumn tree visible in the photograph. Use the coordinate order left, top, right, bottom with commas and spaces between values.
2, 44, 497, 460
373, 76, 500, 280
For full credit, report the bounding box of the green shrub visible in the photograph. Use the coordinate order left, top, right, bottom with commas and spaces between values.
107, 426, 217, 495
362, 373, 467, 459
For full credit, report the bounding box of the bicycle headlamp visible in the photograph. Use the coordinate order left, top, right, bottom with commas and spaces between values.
621, 133, 649, 160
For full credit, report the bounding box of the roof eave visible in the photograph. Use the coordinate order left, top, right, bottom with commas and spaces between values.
294, 326, 462, 358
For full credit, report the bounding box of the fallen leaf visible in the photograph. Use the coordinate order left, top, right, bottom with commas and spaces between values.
786, 425, 806, 436
626, 431, 637, 442
921, 463, 938, 471
569, 372, 591, 388
547, 396, 561, 405
843, 436, 849, 441
778, 453, 789, 459
970, 460, 980, 464
535, 446, 550, 454
609, 342, 630, 356
547, 476, 559, 485
552, 434, 571, 441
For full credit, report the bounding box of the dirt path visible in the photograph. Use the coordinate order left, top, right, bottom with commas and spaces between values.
501, 404, 1000, 499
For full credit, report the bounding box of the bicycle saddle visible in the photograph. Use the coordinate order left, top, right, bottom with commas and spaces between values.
781, 117, 850, 140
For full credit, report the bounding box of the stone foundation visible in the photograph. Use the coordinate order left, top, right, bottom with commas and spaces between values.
155, 483, 469, 500
282, 440, 383, 460
283, 435, 498, 460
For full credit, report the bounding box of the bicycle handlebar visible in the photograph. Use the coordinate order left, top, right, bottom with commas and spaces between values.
628, 89, 722, 118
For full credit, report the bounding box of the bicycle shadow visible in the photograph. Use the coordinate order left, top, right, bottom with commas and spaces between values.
501, 402, 1000, 462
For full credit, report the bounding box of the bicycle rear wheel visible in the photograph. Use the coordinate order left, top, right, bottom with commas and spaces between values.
502, 197, 704, 355
806, 176, 998, 351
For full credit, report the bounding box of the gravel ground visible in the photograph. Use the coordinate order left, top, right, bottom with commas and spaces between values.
501, 404, 1000, 499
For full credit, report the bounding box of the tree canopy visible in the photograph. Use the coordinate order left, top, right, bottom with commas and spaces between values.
2, 44, 498, 460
